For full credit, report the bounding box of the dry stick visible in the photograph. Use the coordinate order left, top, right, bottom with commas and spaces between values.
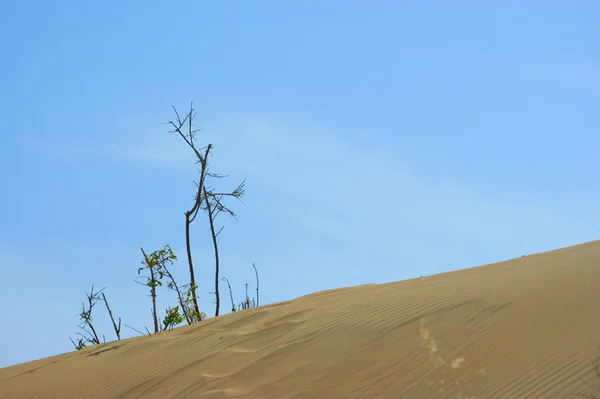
221, 277, 236, 312
101, 292, 121, 340
140, 248, 159, 334
252, 262, 260, 306
204, 187, 221, 317
124, 324, 147, 336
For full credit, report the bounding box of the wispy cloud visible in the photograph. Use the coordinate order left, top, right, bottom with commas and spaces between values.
28, 110, 596, 290
35, 110, 594, 244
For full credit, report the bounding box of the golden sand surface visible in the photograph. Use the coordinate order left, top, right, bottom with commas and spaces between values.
1, 240, 599, 398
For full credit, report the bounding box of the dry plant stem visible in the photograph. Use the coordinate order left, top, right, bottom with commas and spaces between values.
83, 285, 102, 344
124, 324, 147, 336
84, 313, 100, 345
204, 186, 221, 317
141, 248, 159, 334
253, 262, 260, 306
221, 277, 236, 312
70, 285, 105, 349
101, 292, 121, 340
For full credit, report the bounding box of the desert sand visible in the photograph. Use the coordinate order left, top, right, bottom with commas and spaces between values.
1, 240, 599, 398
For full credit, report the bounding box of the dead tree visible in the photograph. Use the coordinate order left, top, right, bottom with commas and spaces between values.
167, 103, 245, 319
69, 285, 123, 350
203, 182, 245, 316
69, 285, 104, 350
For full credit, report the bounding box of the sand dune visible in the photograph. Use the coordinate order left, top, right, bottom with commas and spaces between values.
2, 240, 600, 398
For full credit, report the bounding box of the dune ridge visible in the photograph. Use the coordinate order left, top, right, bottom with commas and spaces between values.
2, 240, 599, 398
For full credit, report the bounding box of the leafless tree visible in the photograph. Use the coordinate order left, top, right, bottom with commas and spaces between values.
69, 285, 104, 350
167, 103, 245, 318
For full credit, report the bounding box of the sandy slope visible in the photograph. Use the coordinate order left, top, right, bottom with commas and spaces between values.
1, 240, 600, 398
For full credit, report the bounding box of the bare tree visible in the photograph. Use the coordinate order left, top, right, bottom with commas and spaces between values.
203, 183, 245, 316
69, 285, 104, 350
69, 286, 124, 350
167, 103, 245, 318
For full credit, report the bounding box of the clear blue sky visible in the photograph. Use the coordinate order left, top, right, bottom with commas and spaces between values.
1, 1, 598, 368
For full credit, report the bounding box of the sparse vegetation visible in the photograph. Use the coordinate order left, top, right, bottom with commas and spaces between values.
69, 285, 122, 350
69, 103, 259, 350
221, 262, 260, 312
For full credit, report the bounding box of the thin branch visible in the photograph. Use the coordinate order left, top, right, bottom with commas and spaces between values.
124, 324, 147, 336
101, 292, 121, 340
204, 186, 221, 317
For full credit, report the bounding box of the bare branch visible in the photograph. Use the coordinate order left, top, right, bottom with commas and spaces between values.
101, 292, 121, 340
124, 324, 147, 336
204, 186, 221, 317
75, 285, 105, 346
253, 262, 260, 307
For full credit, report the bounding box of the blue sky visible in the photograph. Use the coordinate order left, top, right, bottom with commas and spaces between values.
0, 0, 598, 368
